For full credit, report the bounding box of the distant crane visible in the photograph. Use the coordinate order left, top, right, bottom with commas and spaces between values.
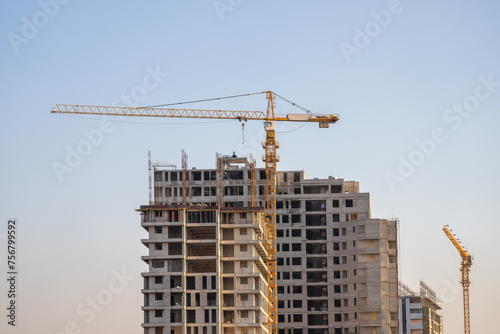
52, 90, 339, 334
442, 225, 473, 334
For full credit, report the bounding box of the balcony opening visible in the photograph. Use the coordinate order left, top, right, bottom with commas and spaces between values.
306, 229, 327, 240
170, 276, 182, 288
306, 257, 327, 268
308, 299, 328, 311
306, 200, 326, 212
307, 271, 327, 283
306, 214, 326, 227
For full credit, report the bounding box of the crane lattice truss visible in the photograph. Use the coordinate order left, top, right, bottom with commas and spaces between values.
443, 225, 472, 334
52, 91, 339, 334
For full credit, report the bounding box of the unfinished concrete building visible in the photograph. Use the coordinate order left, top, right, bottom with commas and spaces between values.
139, 205, 269, 334
147, 155, 399, 334
399, 282, 443, 334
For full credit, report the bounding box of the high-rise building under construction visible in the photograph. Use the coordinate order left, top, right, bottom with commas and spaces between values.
140, 154, 399, 334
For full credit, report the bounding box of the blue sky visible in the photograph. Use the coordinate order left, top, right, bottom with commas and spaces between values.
1, 1, 500, 333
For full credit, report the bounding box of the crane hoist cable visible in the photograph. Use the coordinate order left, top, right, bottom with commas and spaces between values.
144, 91, 318, 115
144, 91, 267, 108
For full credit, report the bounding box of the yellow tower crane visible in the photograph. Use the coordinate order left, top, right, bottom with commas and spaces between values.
442, 225, 473, 334
51, 90, 339, 334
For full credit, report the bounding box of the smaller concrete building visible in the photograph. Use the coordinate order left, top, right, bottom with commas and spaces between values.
399, 281, 443, 334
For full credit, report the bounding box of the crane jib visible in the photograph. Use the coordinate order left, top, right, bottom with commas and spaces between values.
51, 104, 339, 123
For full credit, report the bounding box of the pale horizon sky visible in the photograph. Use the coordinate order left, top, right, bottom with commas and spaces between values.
1, 1, 500, 333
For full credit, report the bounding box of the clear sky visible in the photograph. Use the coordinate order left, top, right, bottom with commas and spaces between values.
1, 1, 499, 333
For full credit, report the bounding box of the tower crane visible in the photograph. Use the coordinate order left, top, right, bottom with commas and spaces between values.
442, 225, 473, 334
52, 90, 339, 334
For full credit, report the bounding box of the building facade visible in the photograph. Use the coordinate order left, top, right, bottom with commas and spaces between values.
139, 205, 269, 334
399, 295, 423, 334
147, 155, 399, 334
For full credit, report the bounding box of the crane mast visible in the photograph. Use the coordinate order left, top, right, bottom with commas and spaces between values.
443, 225, 472, 334
263, 91, 278, 333
52, 91, 338, 334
